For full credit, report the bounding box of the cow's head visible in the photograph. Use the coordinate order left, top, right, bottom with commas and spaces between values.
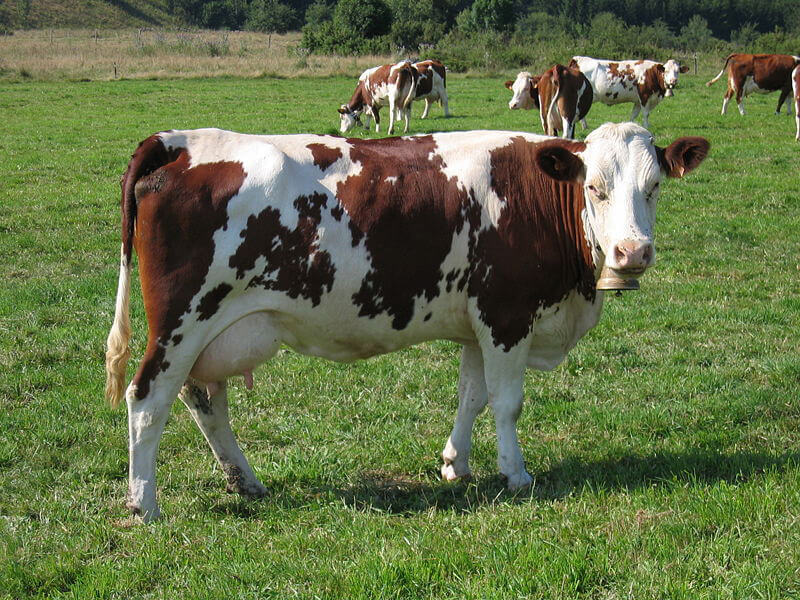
663, 59, 690, 96
338, 105, 364, 133
506, 72, 540, 110
534, 122, 710, 284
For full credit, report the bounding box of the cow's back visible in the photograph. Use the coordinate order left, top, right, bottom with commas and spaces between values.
133, 129, 597, 363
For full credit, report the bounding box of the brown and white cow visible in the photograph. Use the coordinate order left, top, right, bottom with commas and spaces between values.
338, 60, 417, 135
505, 65, 593, 138
707, 53, 800, 116
793, 65, 800, 140
106, 124, 709, 521
412, 59, 450, 118
570, 56, 689, 129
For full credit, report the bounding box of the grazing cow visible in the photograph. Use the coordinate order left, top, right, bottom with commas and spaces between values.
338, 60, 417, 135
706, 53, 800, 116
106, 124, 709, 522
412, 59, 450, 118
505, 65, 593, 138
570, 56, 689, 129
793, 65, 800, 140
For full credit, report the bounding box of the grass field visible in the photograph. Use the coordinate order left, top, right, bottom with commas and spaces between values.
1, 69, 800, 599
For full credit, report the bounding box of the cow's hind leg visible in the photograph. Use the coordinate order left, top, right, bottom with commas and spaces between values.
776, 88, 791, 115
126, 352, 188, 522
180, 380, 267, 497
441, 345, 488, 481
420, 98, 432, 119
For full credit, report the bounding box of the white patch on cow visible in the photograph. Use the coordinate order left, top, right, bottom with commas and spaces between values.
384, 175, 398, 184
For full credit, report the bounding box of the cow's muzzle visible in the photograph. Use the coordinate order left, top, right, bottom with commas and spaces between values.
597, 240, 654, 291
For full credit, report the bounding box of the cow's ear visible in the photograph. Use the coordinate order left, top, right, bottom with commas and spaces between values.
504, 80, 514, 90
657, 137, 710, 178
534, 142, 585, 183
679, 65, 689, 73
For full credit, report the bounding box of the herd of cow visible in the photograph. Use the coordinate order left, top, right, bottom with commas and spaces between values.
109, 52, 800, 524
337, 53, 800, 140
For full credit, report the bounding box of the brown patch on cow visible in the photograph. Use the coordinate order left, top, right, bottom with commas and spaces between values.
471, 136, 595, 350
415, 64, 434, 96
197, 283, 233, 321
335, 135, 473, 330
307, 143, 342, 171
228, 192, 335, 307
131, 151, 246, 399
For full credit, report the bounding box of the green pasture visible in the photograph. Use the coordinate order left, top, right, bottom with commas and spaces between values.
1, 73, 799, 598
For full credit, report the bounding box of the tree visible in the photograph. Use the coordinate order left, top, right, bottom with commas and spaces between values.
333, 0, 391, 38
470, 0, 515, 32
679, 14, 713, 50
247, 0, 299, 33
305, 1, 333, 27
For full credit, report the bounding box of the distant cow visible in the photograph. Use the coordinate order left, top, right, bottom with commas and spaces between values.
706, 53, 800, 116
106, 124, 709, 522
570, 56, 689, 129
412, 59, 450, 118
505, 65, 593, 138
793, 65, 800, 140
338, 60, 417, 135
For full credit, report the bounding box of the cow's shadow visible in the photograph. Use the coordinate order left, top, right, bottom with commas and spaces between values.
207, 448, 800, 518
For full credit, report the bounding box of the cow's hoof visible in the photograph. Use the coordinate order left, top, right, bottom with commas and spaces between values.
441, 463, 472, 482
503, 471, 533, 491
225, 480, 268, 498
126, 502, 161, 523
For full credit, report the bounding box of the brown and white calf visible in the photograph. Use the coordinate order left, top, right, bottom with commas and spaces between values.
412, 59, 450, 118
338, 60, 417, 135
106, 124, 709, 522
793, 65, 800, 140
506, 64, 593, 138
706, 53, 800, 116
570, 56, 689, 129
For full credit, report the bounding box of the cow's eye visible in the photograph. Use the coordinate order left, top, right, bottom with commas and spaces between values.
587, 184, 606, 200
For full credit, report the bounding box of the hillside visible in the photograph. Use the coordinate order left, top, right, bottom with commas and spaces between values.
1, 0, 181, 29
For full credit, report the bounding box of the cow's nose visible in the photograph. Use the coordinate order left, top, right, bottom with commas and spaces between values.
613, 240, 654, 271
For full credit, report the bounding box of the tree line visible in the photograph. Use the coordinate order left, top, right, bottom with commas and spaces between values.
167, 0, 799, 42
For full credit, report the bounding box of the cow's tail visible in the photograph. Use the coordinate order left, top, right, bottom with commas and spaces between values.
706, 54, 734, 86
105, 245, 132, 408
105, 134, 172, 408
401, 63, 418, 110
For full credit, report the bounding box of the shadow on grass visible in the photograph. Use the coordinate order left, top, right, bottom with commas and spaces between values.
206, 448, 800, 518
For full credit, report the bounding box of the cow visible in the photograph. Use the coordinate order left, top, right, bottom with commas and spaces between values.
706, 53, 800, 116
105, 123, 709, 522
338, 60, 417, 135
793, 65, 800, 140
411, 59, 450, 118
505, 65, 593, 138
569, 56, 689, 129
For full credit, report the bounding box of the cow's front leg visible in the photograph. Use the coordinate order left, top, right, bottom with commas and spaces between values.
179, 379, 267, 498
481, 345, 532, 490
630, 103, 643, 124
387, 99, 397, 135
373, 107, 381, 133
441, 345, 488, 481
